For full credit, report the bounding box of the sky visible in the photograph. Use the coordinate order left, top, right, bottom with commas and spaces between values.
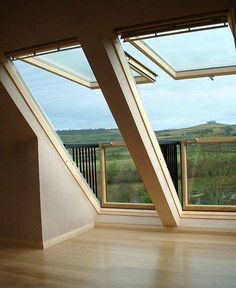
14, 25, 236, 131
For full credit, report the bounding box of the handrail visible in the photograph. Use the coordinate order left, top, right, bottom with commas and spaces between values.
184, 137, 236, 144
65, 143, 99, 149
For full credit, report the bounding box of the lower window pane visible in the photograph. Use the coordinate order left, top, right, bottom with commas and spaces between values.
105, 146, 151, 203
187, 142, 236, 206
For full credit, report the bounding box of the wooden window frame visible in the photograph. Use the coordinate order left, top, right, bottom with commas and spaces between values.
181, 137, 236, 212
99, 142, 154, 210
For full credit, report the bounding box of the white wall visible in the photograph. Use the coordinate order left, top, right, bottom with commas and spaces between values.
0, 62, 96, 246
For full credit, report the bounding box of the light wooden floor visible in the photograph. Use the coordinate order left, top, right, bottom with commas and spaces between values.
0, 228, 236, 288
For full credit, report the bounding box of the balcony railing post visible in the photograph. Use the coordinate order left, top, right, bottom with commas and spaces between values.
99, 144, 107, 206
181, 141, 188, 210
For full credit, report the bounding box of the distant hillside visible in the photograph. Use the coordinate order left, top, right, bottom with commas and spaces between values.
157, 122, 236, 140
57, 122, 236, 144
57, 128, 122, 144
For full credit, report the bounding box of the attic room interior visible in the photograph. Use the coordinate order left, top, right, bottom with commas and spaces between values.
0, 1, 236, 287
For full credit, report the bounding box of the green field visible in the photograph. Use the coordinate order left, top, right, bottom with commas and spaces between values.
57, 122, 236, 206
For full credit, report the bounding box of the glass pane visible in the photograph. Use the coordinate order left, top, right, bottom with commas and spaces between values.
36, 47, 148, 83
187, 143, 236, 206
122, 41, 236, 137
14, 59, 119, 202
37, 48, 97, 81
142, 25, 236, 71
14, 55, 151, 206
14, 60, 117, 131
121, 35, 236, 210
105, 146, 151, 203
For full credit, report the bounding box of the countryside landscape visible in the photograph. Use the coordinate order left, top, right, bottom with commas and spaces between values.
57, 122, 236, 207
57, 121, 236, 144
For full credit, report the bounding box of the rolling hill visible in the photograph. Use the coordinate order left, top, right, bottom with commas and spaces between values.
57, 122, 236, 144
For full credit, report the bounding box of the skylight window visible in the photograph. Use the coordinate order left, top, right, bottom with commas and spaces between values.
9, 43, 157, 89
119, 11, 236, 79
37, 48, 97, 82
142, 25, 236, 72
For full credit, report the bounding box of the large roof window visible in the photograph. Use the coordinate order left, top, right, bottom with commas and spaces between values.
8, 41, 157, 89
119, 10, 236, 79
140, 25, 236, 71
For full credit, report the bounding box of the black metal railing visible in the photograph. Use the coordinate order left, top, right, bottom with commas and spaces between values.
159, 140, 180, 194
64, 144, 99, 197
64, 140, 181, 199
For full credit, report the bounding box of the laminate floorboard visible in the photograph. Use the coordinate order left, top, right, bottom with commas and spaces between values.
0, 228, 236, 288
